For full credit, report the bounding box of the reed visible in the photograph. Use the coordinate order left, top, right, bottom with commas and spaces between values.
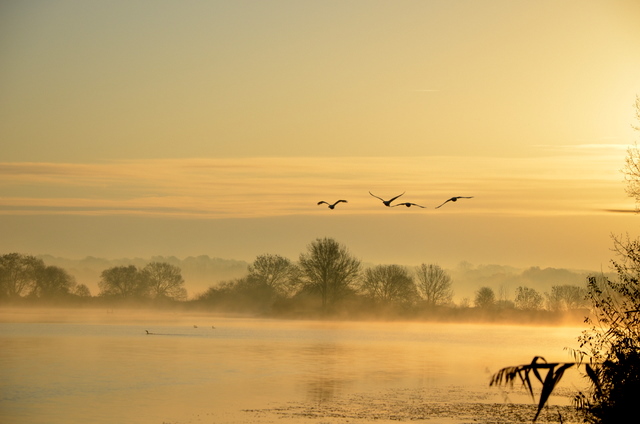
489, 356, 577, 422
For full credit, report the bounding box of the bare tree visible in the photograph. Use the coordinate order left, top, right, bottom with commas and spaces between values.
624, 144, 640, 209
31, 265, 77, 299
74, 284, 92, 297
360, 264, 418, 306
415, 263, 453, 307
299, 238, 361, 311
545, 284, 588, 311
98, 265, 149, 299
623, 95, 640, 208
248, 254, 301, 297
474, 286, 495, 308
514, 286, 543, 310
142, 262, 187, 301
0, 253, 44, 298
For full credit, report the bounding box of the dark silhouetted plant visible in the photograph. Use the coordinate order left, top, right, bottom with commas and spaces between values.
492, 100, 640, 423
490, 356, 576, 422
572, 237, 640, 423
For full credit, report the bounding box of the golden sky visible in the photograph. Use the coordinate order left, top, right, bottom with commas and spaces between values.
1, 1, 639, 270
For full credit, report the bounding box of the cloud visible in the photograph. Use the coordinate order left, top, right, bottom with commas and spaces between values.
534, 143, 631, 154
602, 208, 638, 214
0, 152, 629, 219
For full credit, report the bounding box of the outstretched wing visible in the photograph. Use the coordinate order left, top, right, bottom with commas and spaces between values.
369, 191, 384, 201
317, 201, 328, 206
413, 203, 426, 208
436, 196, 474, 208
389, 192, 405, 202
435, 198, 453, 209
335, 200, 348, 205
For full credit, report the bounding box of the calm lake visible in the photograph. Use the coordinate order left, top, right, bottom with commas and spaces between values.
0, 308, 588, 424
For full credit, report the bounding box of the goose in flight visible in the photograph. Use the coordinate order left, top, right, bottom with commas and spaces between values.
317, 200, 348, 209
435, 196, 474, 209
369, 191, 405, 207
392, 202, 426, 208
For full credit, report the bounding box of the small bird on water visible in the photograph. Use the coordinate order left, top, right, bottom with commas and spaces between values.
317, 200, 348, 209
435, 196, 474, 209
369, 191, 405, 207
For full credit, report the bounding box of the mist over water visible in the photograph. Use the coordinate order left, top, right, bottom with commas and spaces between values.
1, 308, 587, 424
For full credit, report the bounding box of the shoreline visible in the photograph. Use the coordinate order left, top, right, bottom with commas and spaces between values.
0, 303, 590, 327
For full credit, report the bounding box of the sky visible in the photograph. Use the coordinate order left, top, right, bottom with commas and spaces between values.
1, 0, 639, 272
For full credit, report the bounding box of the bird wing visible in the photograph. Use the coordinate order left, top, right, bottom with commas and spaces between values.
317, 201, 328, 205
337, 200, 348, 204
414, 203, 426, 208
435, 198, 453, 209
389, 192, 405, 202
369, 191, 384, 201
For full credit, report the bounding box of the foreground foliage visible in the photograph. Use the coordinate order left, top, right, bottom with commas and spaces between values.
491, 238, 640, 422
573, 237, 640, 423
490, 356, 575, 422
491, 134, 640, 421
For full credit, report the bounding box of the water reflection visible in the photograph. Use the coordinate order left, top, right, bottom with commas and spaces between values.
297, 343, 352, 403
0, 310, 587, 424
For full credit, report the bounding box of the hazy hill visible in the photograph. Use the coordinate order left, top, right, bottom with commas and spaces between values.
449, 261, 612, 303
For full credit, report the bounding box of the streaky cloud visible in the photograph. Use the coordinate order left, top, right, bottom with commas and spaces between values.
534, 143, 631, 152
603, 208, 638, 214
0, 154, 628, 219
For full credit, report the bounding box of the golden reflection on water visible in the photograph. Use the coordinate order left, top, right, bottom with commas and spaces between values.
0, 308, 587, 424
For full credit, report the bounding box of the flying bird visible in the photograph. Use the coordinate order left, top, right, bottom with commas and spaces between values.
317, 200, 348, 209
392, 202, 426, 208
369, 191, 405, 207
435, 196, 474, 209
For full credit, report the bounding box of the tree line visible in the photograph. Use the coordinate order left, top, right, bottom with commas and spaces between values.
1, 240, 589, 320
0, 253, 186, 303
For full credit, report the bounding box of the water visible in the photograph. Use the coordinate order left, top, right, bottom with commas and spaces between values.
0, 308, 587, 424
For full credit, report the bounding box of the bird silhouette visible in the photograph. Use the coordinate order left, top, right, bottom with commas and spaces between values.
369, 191, 405, 207
435, 196, 474, 209
392, 202, 426, 208
317, 200, 348, 209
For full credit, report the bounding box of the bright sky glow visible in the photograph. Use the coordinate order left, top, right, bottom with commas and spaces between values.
1, 0, 639, 270
0, 144, 630, 219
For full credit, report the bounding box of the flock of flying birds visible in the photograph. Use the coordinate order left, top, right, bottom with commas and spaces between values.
317, 192, 473, 210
